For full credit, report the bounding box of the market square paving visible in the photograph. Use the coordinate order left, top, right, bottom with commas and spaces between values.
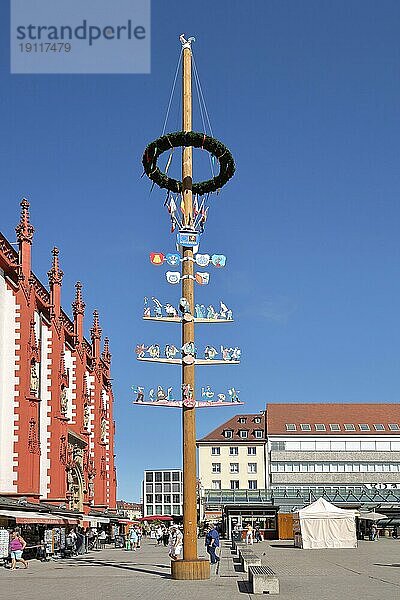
1, 538, 400, 600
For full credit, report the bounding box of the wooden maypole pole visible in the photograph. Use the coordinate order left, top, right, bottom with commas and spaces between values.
171, 35, 210, 581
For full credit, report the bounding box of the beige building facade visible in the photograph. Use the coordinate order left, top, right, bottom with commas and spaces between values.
197, 413, 267, 492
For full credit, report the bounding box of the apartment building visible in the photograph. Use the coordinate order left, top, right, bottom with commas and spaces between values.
197, 413, 266, 492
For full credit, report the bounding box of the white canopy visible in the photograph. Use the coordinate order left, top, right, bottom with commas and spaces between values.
359, 511, 387, 521
297, 497, 357, 549
299, 497, 359, 519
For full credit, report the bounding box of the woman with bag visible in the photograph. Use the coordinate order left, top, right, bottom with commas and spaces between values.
9, 531, 28, 570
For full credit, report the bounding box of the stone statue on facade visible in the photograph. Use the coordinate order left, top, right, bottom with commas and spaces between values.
83, 403, 90, 428
100, 417, 107, 443
30, 362, 39, 396
60, 386, 68, 416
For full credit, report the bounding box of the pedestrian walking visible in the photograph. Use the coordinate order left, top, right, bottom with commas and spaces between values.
205, 525, 220, 564
168, 526, 183, 561
156, 525, 163, 545
98, 529, 107, 548
162, 526, 169, 547
9, 532, 28, 570
129, 527, 138, 550
136, 527, 142, 549
254, 525, 262, 543
76, 527, 85, 555
246, 524, 253, 545
371, 523, 379, 541
67, 528, 78, 554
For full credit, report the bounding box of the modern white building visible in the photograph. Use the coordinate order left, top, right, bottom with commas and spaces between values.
143, 469, 183, 517
266, 403, 400, 493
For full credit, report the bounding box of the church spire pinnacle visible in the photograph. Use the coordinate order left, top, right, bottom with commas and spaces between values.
102, 337, 111, 365
72, 281, 86, 344
16, 198, 35, 279
47, 247, 63, 319
91, 310, 102, 359
47, 247, 64, 286
15, 198, 34, 244
72, 281, 85, 315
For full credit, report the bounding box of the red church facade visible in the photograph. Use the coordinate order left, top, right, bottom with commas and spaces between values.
0, 199, 117, 514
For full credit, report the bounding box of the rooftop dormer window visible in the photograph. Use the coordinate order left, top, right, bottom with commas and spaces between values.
286, 424, 296, 431
315, 424, 326, 431
344, 424, 355, 431
359, 424, 370, 431
300, 424, 311, 431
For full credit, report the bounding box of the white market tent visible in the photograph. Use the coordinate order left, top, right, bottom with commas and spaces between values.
296, 497, 358, 549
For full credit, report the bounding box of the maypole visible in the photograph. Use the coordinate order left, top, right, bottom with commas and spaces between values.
180, 36, 198, 570
135, 35, 239, 581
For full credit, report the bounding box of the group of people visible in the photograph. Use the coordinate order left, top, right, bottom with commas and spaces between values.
154, 525, 183, 560
148, 524, 183, 560
155, 525, 170, 547
244, 524, 263, 544
66, 527, 108, 554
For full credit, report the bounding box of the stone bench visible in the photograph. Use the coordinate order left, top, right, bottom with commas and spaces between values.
241, 552, 261, 573
248, 565, 280, 595
234, 542, 246, 555
238, 548, 254, 561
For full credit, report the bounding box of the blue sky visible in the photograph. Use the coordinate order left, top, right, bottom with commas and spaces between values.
1, 1, 400, 500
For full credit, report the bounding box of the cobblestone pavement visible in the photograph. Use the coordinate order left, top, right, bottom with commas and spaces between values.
1, 537, 400, 600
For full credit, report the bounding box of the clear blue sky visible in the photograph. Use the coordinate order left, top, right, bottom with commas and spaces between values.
1, 1, 400, 501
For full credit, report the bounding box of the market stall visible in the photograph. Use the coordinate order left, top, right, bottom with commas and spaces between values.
294, 497, 358, 549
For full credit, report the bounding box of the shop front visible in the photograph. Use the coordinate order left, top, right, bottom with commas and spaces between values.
0, 508, 81, 560
223, 504, 279, 540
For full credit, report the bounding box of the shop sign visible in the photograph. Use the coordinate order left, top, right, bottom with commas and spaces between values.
365, 483, 400, 490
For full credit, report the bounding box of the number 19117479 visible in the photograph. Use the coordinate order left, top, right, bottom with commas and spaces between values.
18, 42, 71, 52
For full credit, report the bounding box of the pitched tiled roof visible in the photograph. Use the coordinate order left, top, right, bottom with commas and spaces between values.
266, 403, 400, 435
197, 413, 266, 443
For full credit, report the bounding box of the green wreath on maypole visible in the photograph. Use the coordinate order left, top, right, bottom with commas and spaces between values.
142, 131, 235, 196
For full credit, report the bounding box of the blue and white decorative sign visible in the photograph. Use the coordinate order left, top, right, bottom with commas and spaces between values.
177, 232, 199, 247
195, 253, 210, 267
211, 254, 227, 268
166, 271, 181, 284
195, 272, 210, 285
166, 252, 180, 266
